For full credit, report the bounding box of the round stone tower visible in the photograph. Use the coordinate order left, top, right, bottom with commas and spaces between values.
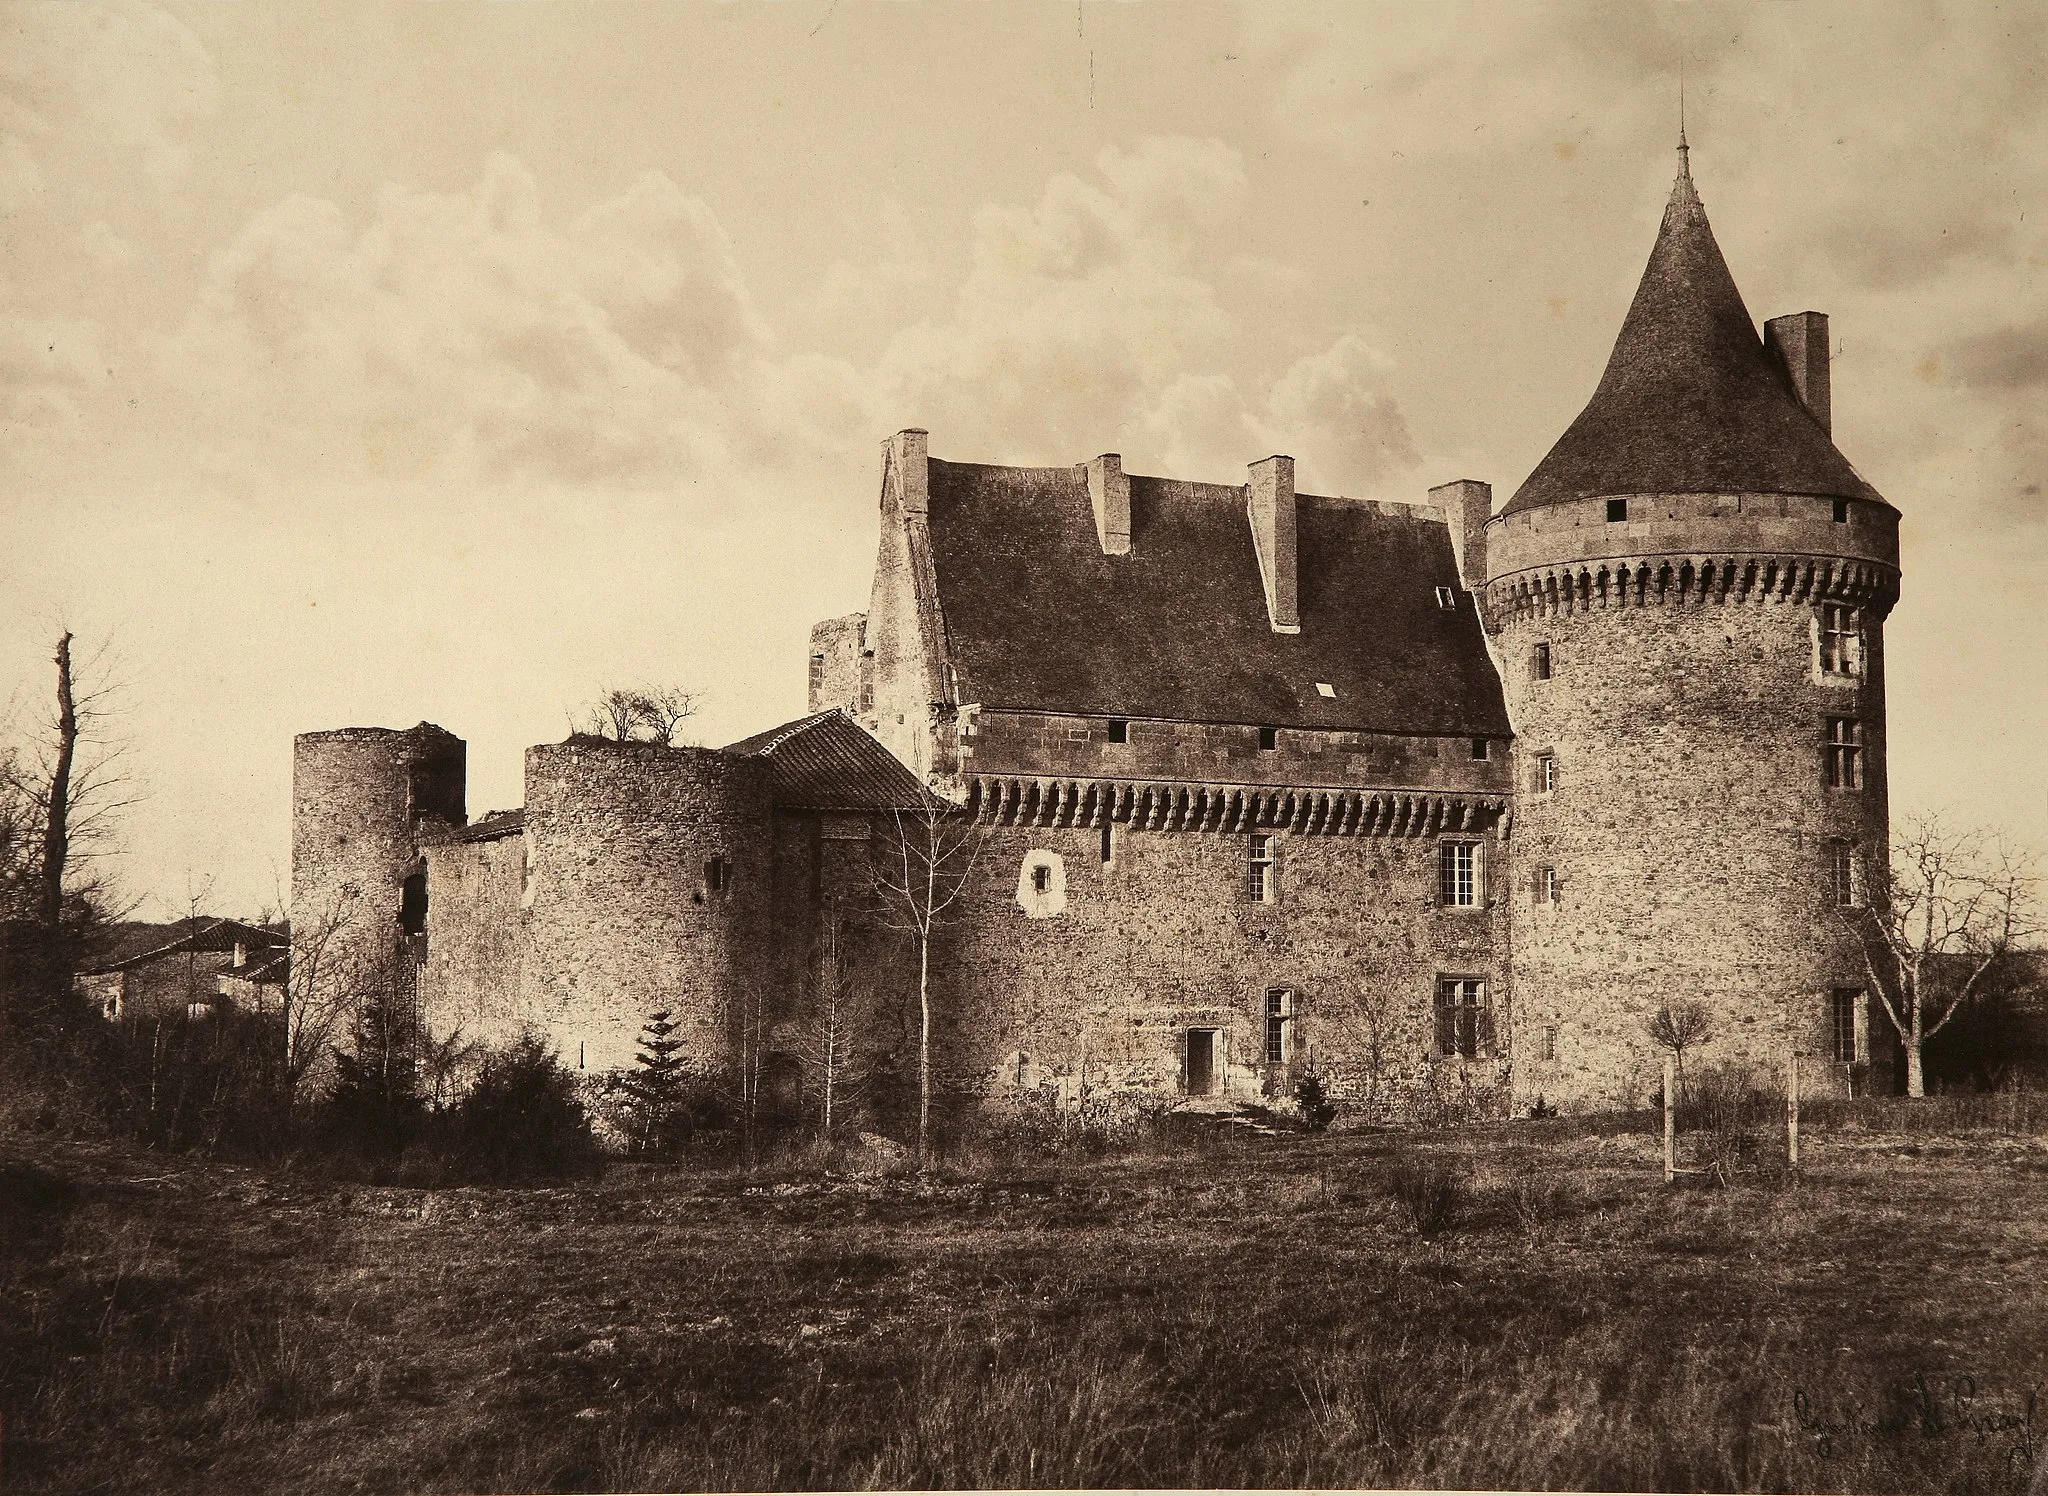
291, 723, 467, 1017
520, 740, 774, 1074
1485, 151, 1901, 1112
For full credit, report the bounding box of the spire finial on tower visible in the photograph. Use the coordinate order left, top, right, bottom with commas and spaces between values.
1677, 57, 1690, 172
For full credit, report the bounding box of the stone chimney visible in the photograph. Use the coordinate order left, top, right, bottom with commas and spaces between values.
1247, 455, 1298, 634
1431, 479, 1492, 595
1765, 312, 1831, 434
1087, 453, 1130, 556
887, 428, 930, 514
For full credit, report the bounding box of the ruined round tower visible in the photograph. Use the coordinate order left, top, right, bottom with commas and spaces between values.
1476, 149, 1901, 1111
291, 723, 467, 1016
519, 740, 774, 1074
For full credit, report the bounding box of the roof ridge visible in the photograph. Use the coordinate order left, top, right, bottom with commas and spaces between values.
724, 707, 846, 758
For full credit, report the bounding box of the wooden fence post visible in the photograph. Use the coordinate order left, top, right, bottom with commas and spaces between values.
1787, 1049, 1800, 1168
1662, 1056, 1676, 1185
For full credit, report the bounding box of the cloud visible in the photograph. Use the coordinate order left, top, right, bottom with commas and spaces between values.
157, 154, 871, 489
873, 136, 1417, 487
1942, 316, 2048, 392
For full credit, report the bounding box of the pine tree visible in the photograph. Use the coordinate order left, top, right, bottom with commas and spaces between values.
619, 1008, 689, 1152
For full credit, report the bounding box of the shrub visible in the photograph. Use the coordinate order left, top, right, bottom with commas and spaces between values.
1501, 1175, 1573, 1234
1294, 1072, 1337, 1132
439, 1032, 604, 1185
1387, 1159, 1464, 1237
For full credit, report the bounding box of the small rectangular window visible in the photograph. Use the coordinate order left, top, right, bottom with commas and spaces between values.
1606, 498, 1629, 523
1435, 586, 1457, 609
1107, 718, 1128, 744
1434, 977, 1491, 1059
1031, 864, 1051, 895
1534, 865, 1559, 904
706, 856, 731, 892
1264, 988, 1293, 1065
1438, 840, 1478, 907
1819, 604, 1863, 676
1258, 726, 1278, 751
1470, 736, 1489, 761
1535, 752, 1558, 793
1826, 718, 1863, 790
1831, 988, 1862, 1063
1832, 498, 1849, 524
1541, 1023, 1558, 1062
1248, 833, 1275, 903
1532, 642, 1552, 681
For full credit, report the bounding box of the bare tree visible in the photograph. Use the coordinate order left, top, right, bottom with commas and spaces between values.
2, 630, 138, 934
1645, 998, 1713, 1103
869, 799, 987, 1169
282, 882, 373, 1107
570, 685, 701, 745
1346, 986, 1397, 1126
631, 687, 701, 747
790, 898, 874, 1136
1842, 812, 2042, 1097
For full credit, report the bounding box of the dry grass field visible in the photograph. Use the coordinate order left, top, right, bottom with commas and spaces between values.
5, 1103, 2047, 1495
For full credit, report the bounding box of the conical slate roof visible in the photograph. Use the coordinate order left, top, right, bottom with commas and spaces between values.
1503, 156, 1885, 517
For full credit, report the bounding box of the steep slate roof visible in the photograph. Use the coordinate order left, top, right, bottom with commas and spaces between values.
1505, 157, 1887, 517
922, 461, 1512, 736
725, 710, 931, 810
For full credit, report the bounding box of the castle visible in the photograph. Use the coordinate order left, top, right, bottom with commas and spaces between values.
290, 150, 1901, 1119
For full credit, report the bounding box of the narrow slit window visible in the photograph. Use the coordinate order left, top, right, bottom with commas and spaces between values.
1825, 718, 1863, 790
706, 855, 732, 893
1031, 864, 1051, 895
1535, 752, 1558, 793
1829, 841, 1859, 906
1099, 822, 1114, 866
1533, 642, 1552, 680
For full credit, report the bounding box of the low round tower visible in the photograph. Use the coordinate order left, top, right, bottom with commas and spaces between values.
1487, 150, 1900, 1111
290, 723, 467, 1019
520, 740, 774, 1074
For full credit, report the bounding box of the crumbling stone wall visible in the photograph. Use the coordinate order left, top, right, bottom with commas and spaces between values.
1487, 491, 1899, 1111
807, 613, 869, 716
290, 724, 465, 1029
520, 741, 773, 1074
420, 828, 529, 1052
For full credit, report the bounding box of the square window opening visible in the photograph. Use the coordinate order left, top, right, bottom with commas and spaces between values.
1606, 498, 1629, 523
1107, 718, 1128, 744
1832, 498, 1849, 524
1470, 736, 1489, 761
1257, 726, 1278, 751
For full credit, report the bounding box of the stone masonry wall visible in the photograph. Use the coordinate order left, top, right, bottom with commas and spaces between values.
520, 742, 774, 1074
1491, 521, 1893, 1111
886, 821, 1511, 1119
420, 830, 529, 1054
808, 613, 869, 716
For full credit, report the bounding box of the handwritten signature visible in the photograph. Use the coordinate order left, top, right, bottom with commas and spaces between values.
1792, 1373, 2039, 1486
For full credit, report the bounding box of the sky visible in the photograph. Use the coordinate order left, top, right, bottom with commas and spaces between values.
2, 0, 2044, 919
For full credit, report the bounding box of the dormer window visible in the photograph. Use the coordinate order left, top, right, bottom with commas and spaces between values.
1435, 586, 1456, 609
1314, 682, 1336, 699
